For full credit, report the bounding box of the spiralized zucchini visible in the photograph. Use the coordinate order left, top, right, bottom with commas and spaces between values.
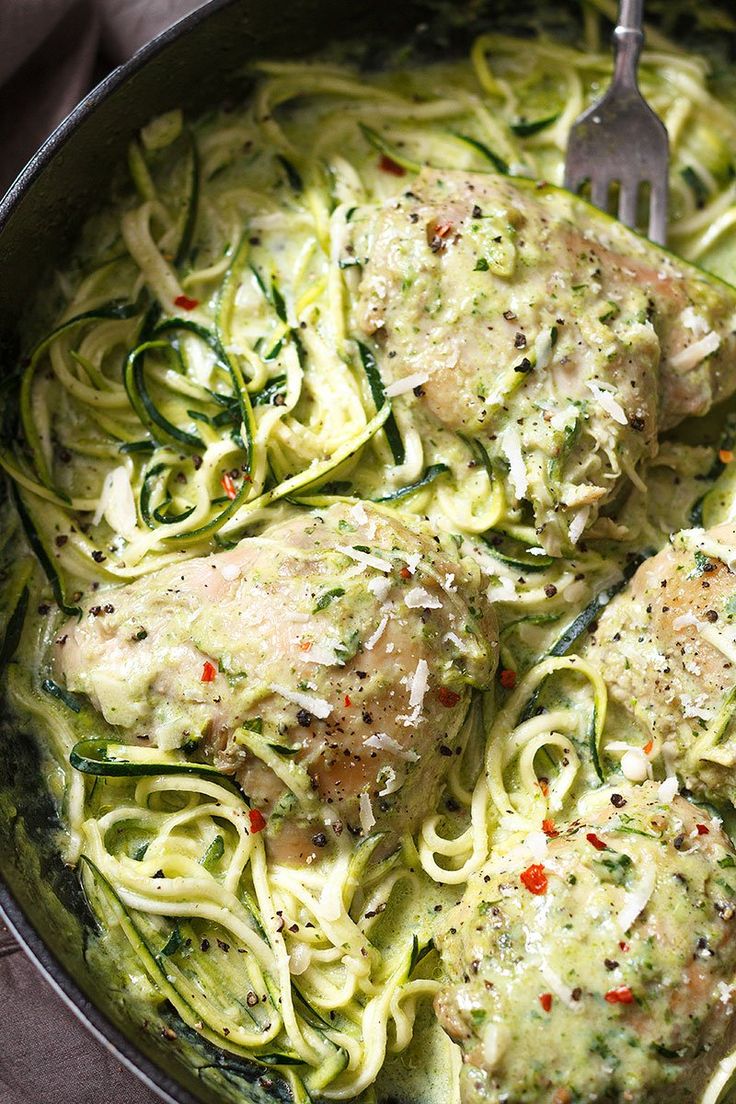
4, 4, 736, 1101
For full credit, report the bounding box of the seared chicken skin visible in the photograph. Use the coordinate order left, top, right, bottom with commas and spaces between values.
56, 503, 497, 854
435, 783, 736, 1104
355, 171, 736, 553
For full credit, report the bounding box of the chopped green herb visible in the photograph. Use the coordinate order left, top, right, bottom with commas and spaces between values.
313, 587, 346, 612
689, 549, 715, 578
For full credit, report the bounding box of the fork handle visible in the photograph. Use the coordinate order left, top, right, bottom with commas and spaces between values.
613, 0, 644, 89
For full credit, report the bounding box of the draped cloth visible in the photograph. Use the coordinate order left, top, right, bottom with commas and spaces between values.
0, 915, 163, 1102
0, 0, 204, 195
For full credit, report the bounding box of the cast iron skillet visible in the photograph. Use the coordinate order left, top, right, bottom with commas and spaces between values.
2, 2, 733, 1102
0, 4, 427, 1101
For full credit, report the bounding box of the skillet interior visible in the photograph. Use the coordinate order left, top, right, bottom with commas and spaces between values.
2, 2, 736, 1102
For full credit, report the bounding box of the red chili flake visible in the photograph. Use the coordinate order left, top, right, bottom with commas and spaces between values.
379, 154, 406, 176
174, 294, 199, 311
586, 832, 607, 852
720, 449, 734, 464
520, 864, 548, 895
249, 809, 266, 833
539, 992, 553, 1013
298, 641, 312, 652
344, 694, 352, 708
619, 941, 630, 952
400, 566, 412, 580
201, 661, 217, 683
542, 819, 558, 838
437, 686, 461, 708
643, 738, 653, 755
221, 473, 237, 500
434, 220, 455, 239
499, 668, 517, 690
605, 986, 634, 1005
538, 780, 549, 797
697, 823, 710, 835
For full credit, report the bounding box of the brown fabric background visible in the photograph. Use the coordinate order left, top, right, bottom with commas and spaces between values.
0, 0, 204, 195
0, 918, 162, 1102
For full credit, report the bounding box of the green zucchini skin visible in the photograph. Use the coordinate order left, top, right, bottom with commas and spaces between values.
155, 315, 256, 475
372, 462, 449, 502
549, 554, 651, 658
11, 486, 81, 617
124, 340, 205, 450
357, 341, 405, 466
70, 737, 246, 799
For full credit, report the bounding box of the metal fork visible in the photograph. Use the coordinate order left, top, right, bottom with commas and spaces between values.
564, 0, 669, 244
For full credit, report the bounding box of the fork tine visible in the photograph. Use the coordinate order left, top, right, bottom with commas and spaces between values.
618, 180, 639, 230
648, 179, 668, 246
563, 159, 586, 194
590, 175, 611, 212
563, 2, 669, 245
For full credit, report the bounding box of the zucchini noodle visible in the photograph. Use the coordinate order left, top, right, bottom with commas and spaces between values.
4, 4, 736, 1102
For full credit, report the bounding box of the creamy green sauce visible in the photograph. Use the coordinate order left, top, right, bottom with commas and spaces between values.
4, 3, 736, 1103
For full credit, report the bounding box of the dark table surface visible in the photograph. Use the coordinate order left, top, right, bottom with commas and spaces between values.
0, 916, 162, 1104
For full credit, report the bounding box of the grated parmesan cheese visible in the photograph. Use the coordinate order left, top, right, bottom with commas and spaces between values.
617, 856, 656, 932
549, 405, 578, 433
269, 683, 331, 719
378, 766, 402, 796
621, 747, 651, 783
336, 545, 391, 572
349, 501, 369, 526
587, 380, 628, 425
680, 693, 716, 721
487, 575, 519, 604
364, 615, 389, 651
409, 659, 430, 709
221, 563, 241, 582
364, 732, 419, 761
359, 792, 376, 834
568, 506, 590, 546
658, 775, 679, 804
500, 426, 527, 500
93, 466, 138, 540
524, 830, 548, 862
367, 577, 392, 601
680, 306, 709, 336
534, 327, 555, 371
385, 371, 429, 398
404, 586, 442, 610
562, 579, 588, 605
669, 330, 721, 372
